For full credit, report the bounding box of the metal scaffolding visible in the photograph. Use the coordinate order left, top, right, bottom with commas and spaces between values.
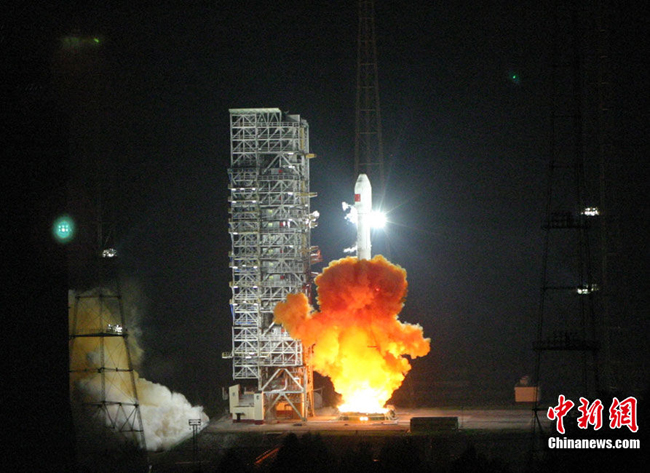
69, 285, 147, 453
68, 152, 147, 459
531, 1, 600, 449
226, 108, 319, 420
355, 0, 385, 196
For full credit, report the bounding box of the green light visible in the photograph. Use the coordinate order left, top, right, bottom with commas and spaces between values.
509, 71, 521, 85
53, 215, 75, 243
60, 35, 102, 50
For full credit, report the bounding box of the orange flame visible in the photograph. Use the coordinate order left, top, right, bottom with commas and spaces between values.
274, 255, 430, 413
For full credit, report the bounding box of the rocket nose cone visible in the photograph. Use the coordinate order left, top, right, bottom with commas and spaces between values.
356, 173, 370, 185
355, 173, 372, 192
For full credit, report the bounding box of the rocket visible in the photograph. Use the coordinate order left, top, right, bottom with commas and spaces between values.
354, 173, 372, 260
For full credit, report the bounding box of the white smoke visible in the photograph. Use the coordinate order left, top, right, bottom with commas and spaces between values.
342, 202, 358, 254
138, 378, 209, 451
342, 201, 358, 224
69, 290, 209, 451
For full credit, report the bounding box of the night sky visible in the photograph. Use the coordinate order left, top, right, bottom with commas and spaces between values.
8, 0, 648, 424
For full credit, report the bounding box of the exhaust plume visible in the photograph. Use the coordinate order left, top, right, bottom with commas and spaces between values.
69, 290, 208, 451
274, 255, 430, 413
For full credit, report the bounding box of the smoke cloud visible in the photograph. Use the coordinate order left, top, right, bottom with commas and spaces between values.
274, 255, 430, 412
69, 290, 208, 451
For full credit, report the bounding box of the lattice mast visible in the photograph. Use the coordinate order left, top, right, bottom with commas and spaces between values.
355, 0, 385, 196
532, 0, 601, 434
68, 162, 147, 453
227, 108, 319, 420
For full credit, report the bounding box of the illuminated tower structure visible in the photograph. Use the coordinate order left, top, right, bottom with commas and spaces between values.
67, 146, 147, 461
355, 0, 385, 196
227, 108, 319, 420
532, 2, 600, 435
61, 33, 147, 459
69, 280, 147, 456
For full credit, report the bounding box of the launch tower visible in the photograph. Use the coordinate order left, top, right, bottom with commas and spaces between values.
67, 135, 147, 456
62, 33, 147, 461
532, 2, 601, 444
355, 0, 385, 195
226, 108, 319, 421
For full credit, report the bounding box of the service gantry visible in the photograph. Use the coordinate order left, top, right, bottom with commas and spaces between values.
226, 108, 320, 420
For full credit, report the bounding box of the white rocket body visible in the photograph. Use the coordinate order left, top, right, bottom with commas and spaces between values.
354, 173, 372, 260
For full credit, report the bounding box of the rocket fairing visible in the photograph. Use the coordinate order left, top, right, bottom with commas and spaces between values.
354, 173, 372, 260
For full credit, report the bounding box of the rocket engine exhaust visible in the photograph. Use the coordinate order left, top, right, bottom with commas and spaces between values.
274, 255, 430, 414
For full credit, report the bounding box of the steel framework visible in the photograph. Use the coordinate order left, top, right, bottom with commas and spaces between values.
355, 0, 385, 195
69, 285, 147, 452
68, 187, 147, 456
227, 108, 319, 420
531, 1, 600, 446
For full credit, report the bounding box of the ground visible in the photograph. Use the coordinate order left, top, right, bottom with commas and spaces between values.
148, 406, 550, 472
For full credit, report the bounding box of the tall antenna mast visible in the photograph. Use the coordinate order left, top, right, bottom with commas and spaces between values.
531, 0, 600, 450
355, 0, 385, 197
68, 166, 147, 454
61, 32, 147, 464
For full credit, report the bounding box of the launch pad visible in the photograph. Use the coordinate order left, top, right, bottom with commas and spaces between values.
336, 405, 397, 422
337, 412, 395, 422
206, 406, 546, 433
149, 407, 549, 472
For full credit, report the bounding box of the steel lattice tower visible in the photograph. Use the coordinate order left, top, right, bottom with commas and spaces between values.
532, 0, 600, 438
69, 287, 147, 454
355, 0, 385, 196
68, 192, 147, 456
227, 108, 319, 420
63, 34, 147, 459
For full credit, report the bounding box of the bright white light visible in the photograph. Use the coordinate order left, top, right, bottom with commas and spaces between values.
370, 211, 386, 229
582, 207, 600, 216
107, 324, 123, 334
342, 202, 386, 229
577, 284, 600, 295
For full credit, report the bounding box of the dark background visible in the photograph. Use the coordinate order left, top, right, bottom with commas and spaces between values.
5, 1, 648, 468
